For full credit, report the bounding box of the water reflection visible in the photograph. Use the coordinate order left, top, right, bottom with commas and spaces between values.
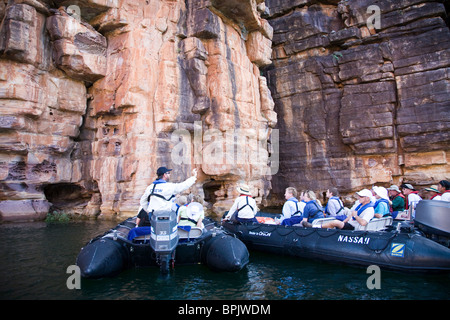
0, 221, 449, 300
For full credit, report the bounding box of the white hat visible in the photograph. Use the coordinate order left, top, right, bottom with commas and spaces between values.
356, 189, 372, 198
187, 202, 204, 219
425, 185, 439, 193
373, 186, 389, 200
237, 184, 252, 196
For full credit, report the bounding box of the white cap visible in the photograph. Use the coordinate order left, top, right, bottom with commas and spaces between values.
356, 189, 373, 198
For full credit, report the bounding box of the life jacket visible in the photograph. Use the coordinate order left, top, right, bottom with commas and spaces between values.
287, 198, 303, 216
352, 202, 374, 220
146, 179, 175, 210
374, 198, 391, 217
430, 193, 442, 200
374, 198, 390, 209
230, 195, 255, 222
305, 200, 325, 221
325, 196, 344, 216
236, 195, 255, 214
179, 215, 198, 226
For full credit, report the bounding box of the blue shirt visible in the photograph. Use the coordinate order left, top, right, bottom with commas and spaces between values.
374, 199, 390, 217
302, 200, 325, 222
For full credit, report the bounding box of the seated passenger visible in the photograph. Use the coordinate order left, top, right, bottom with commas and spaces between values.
223, 184, 258, 224
321, 189, 375, 230
178, 200, 204, 228
175, 195, 188, 219
400, 183, 422, 219
282, 190, 324, 227
300, 190, 325, 227
135, 206, 151, 227
425, 185, 441, 200
324, 188, 346, 220
387, 185, 405, 218
372, 186, 391, 218
438, 180, 450, 202
276, 187, 305, 225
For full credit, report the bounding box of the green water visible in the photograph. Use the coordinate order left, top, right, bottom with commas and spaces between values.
0, 220, 449, 300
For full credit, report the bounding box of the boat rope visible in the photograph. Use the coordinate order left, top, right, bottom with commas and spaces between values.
293, 228, 316, 237
314, 228, 340, 238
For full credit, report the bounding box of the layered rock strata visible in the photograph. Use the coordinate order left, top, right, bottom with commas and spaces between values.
0, 0, 275, 221
0, 0, 448, 222
265, 0, 450, 204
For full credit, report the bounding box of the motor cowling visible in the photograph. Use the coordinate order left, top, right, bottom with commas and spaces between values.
150, 210, 179, 273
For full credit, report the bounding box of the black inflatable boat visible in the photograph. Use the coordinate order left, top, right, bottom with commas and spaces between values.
222, 203, 450, 273
77, 211, 249, 279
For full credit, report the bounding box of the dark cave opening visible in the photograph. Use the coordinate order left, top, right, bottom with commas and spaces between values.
43, 183, 91, 213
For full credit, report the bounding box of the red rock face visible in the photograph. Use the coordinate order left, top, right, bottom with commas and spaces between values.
0, 0, 275, 220
0, 0, 448, 221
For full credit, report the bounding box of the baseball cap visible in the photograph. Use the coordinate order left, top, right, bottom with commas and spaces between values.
157, 167, 172, 176
401, 183, 415, 190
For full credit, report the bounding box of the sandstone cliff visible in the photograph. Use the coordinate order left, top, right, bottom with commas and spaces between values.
0, 0, 448, 222
265, 0, 450, 204
0, 0, 275, 221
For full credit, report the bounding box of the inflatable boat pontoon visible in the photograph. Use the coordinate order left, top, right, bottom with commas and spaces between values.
77, 211, 249, 278
222, 200, 450, 273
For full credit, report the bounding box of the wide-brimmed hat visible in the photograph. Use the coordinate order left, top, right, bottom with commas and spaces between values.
425, 185, 439, 193
373, 186, 389, 200
187, 202, 204, 219
387, 185, 401, 193
237, 184, 252, 196
356, 189, 372, 198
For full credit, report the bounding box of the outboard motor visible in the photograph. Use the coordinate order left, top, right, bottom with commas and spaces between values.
415, 200, 450, 247
150, 210, 179, 274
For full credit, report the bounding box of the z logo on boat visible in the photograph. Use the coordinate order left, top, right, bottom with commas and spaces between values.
390, 243, 405, 257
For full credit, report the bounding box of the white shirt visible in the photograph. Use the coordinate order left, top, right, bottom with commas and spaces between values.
140, 176, 196, 212
225, 196, 257, 220
349, 206, 374, 231
407, 193, 422, 218
441, 192, 450, 202
277, 198, 305, 223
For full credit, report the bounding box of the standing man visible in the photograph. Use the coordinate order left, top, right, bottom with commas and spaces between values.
137, 167, 197, 226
